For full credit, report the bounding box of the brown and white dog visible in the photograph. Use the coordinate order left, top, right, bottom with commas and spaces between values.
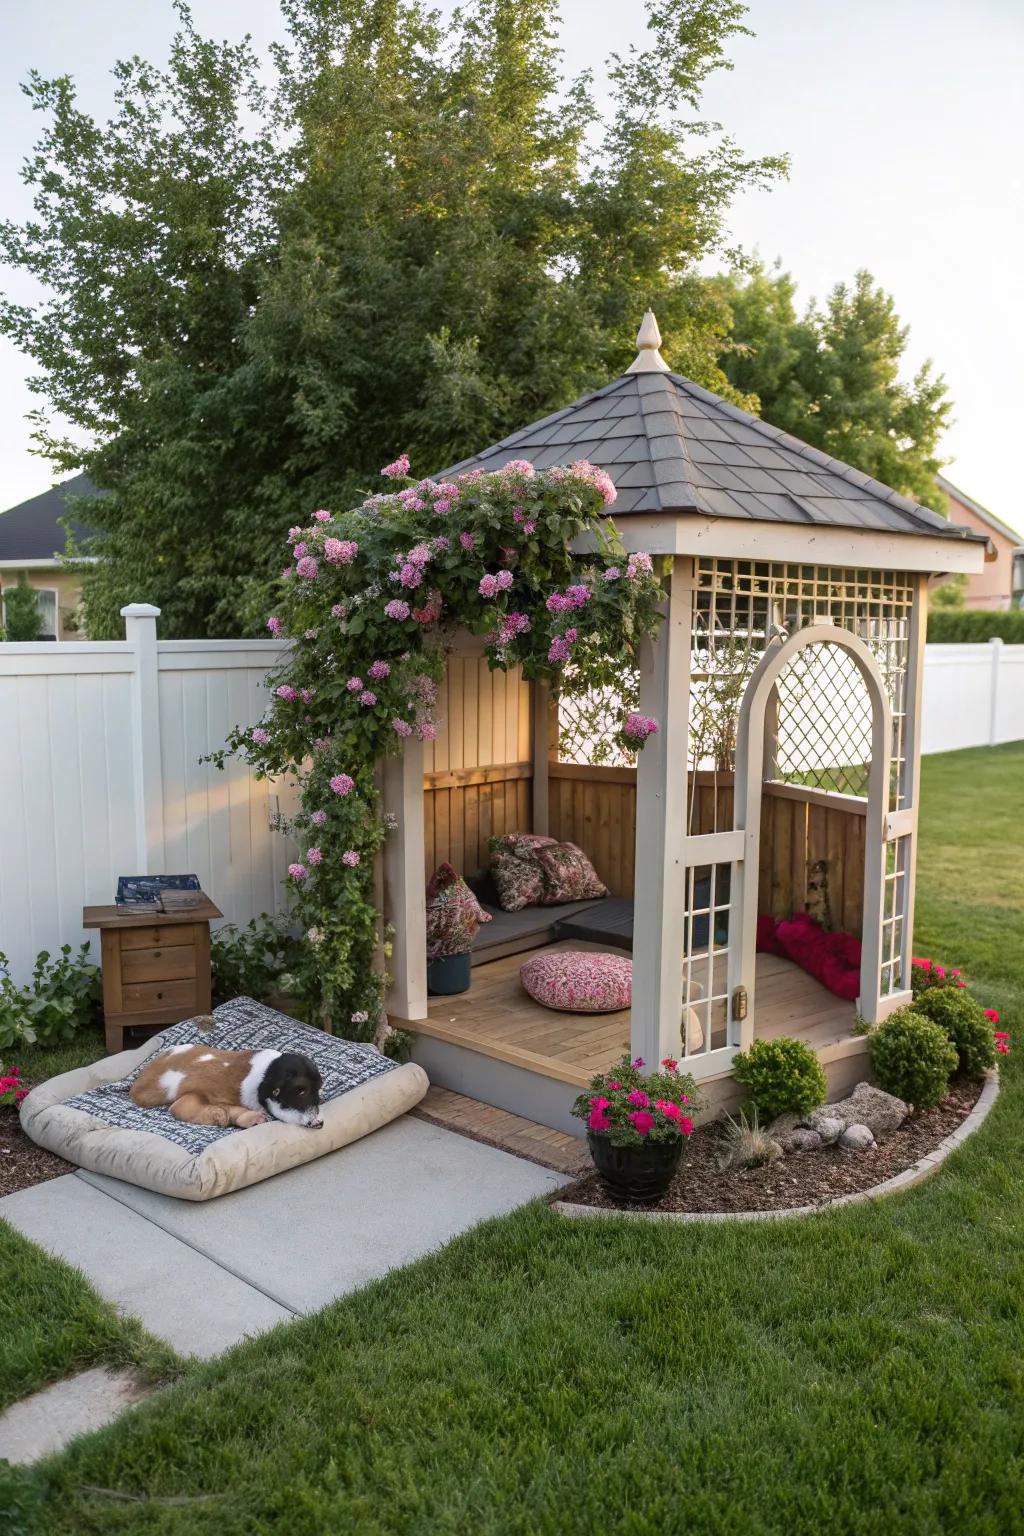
130, 1044, 324, 1130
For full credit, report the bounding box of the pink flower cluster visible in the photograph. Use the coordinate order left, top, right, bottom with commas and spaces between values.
295, 556, 318, 580
381, 453, 410, 478
288, 862, 308, 881
306, 847, 322, 866
266, 616, 283, 635
368, 659, 390, 680
313, 509, 332, 523
0, 1065, 27, 1107
251, 727, 271, 746
624, 712, 659, 742
627, 551, 653, 578
310, 809, 328, 827
276, 685, 298, 702
342, 850, 361, 867
569, 459, 617, 506
479, 570, 514, 599
385, 599, 410, 621
330, 773, 354, 796
324, 538, 358, 565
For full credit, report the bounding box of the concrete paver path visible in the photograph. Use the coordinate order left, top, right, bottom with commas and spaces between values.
1, 1116, 568, 1358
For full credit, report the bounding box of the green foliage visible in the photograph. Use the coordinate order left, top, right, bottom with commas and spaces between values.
1, 574, 44, 642
930, 573, 967, 610
0, 0, 784, 640
730, 1035, 827, 1121
222, 462, 663, 1041
913, 987, 997, 1080
711, 259, 952, 510
0, 945, 100, 1052
210, 912, 304, 1008
867, 1007, 957, 1109
928, 608, 1024, 643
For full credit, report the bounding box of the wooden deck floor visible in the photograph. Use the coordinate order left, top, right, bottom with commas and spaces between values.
410, 939, 856, 1089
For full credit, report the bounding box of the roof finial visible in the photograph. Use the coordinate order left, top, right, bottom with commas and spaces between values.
626, 308, 670, 374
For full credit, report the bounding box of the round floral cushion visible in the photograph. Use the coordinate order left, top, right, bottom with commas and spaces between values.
520, 950, 632, 1013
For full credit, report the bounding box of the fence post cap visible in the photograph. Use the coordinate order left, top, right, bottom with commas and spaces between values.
989, 634, 1005, 647
120, 603, 162, 618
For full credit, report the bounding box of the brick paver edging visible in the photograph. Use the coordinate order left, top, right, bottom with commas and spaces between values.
551, 1070, 1000, 1224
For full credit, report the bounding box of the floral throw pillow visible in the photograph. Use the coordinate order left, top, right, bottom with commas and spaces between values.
426, 862, 492, 960
533, 842, 608, 905
489, 849, 545, 913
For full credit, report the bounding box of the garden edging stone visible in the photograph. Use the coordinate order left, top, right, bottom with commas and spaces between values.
552, 1071, 999, 1223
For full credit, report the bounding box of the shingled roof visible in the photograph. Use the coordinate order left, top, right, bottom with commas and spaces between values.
441, 313, 981, 543
0, 473, 100, 563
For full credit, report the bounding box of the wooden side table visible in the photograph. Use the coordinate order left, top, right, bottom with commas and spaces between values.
83, 895, 222, 1052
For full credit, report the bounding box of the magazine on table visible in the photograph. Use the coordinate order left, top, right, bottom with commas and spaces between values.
115, 874, 203, 914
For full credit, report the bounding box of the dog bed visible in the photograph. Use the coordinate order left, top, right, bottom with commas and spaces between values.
19, 997, 429, 1201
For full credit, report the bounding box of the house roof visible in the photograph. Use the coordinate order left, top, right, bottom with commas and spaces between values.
0, 473, 100, 563
937, 474, 1022, 547
440, 315, 984, 544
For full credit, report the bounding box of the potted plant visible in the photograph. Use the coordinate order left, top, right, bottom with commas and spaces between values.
572, 1054, 698, 1204
425, 862, 492, 996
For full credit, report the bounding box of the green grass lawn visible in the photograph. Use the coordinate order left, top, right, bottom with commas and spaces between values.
4, 744, 1023, 1533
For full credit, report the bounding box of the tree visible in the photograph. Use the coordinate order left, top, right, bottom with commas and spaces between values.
711, 260, 952, 511
1, 0, 784, 638
1, 574, 45, 641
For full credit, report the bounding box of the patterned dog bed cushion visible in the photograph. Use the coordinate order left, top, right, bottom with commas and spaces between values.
520, 951, 631, 1013
19, 998, 428, 1201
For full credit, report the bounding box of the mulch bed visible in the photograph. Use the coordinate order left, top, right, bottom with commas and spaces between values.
0, 1107, 74, 1198
557, 1077, 985, 1215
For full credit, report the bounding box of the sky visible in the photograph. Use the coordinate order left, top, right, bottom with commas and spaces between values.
1, 0, 1022, 527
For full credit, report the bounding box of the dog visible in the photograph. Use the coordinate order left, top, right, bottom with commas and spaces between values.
130, 1044, 324, 1130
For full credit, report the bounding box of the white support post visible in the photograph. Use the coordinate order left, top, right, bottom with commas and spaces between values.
894, 574, 930, 1001
532, 681, 552, 836
988, 636, 1004, 746
120, 603, 165, 874
630, 559, 692, 1067
382, 737, 428, 1021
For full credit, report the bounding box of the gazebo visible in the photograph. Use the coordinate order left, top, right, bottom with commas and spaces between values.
381, 313, 987, 1132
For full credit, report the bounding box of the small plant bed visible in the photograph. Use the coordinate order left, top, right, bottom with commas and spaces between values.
557, 1075, 988, 1216
0, 1111, 74, 1199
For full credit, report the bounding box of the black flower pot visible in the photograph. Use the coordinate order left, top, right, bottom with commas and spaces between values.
587, 1132, 684, 1205
427, 951, 472, 996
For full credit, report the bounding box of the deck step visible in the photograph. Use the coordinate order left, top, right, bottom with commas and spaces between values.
413, 1086, 589, 1175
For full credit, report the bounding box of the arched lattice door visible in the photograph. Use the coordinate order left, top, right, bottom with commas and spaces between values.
732, 625, 896, 1030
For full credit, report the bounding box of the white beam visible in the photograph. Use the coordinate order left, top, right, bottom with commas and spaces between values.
630, 558, 692, 1066
572, 514, 986, 575
120, 603, 165, 873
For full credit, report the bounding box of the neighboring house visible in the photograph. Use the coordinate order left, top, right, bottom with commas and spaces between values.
938, 474, 1024, 609
0, 473, 100, 639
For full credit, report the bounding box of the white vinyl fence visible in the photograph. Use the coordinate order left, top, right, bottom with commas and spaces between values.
920, 639, 1024, 755
1, 616, 1021, 986
0, 604, 299, 985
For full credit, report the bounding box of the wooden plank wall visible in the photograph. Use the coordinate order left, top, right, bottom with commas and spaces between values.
548, 764, 637, 897
423, 657, 533, 877
546, 765, 868, 935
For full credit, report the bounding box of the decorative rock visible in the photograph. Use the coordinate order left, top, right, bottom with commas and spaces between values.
806, 1083, 907, 1142
780, 1127, 824, 1154
838, 1123, 876, 1153
811, 1116, 845, 1146
766, 1111, 802, 1141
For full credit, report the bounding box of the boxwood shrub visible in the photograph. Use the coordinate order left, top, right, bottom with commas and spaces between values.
912, 987, 997, 1080
731, 1036, 828, 1122
867, 1008, 957, 1108
927, 609, 1024, 643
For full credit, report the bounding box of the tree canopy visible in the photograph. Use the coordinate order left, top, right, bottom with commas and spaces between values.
0, 574, 45, 641
1, 0, 785, 638
710, 259, 952, 512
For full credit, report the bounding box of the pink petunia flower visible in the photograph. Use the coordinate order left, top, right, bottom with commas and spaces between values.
629, 1110, 655, 1136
